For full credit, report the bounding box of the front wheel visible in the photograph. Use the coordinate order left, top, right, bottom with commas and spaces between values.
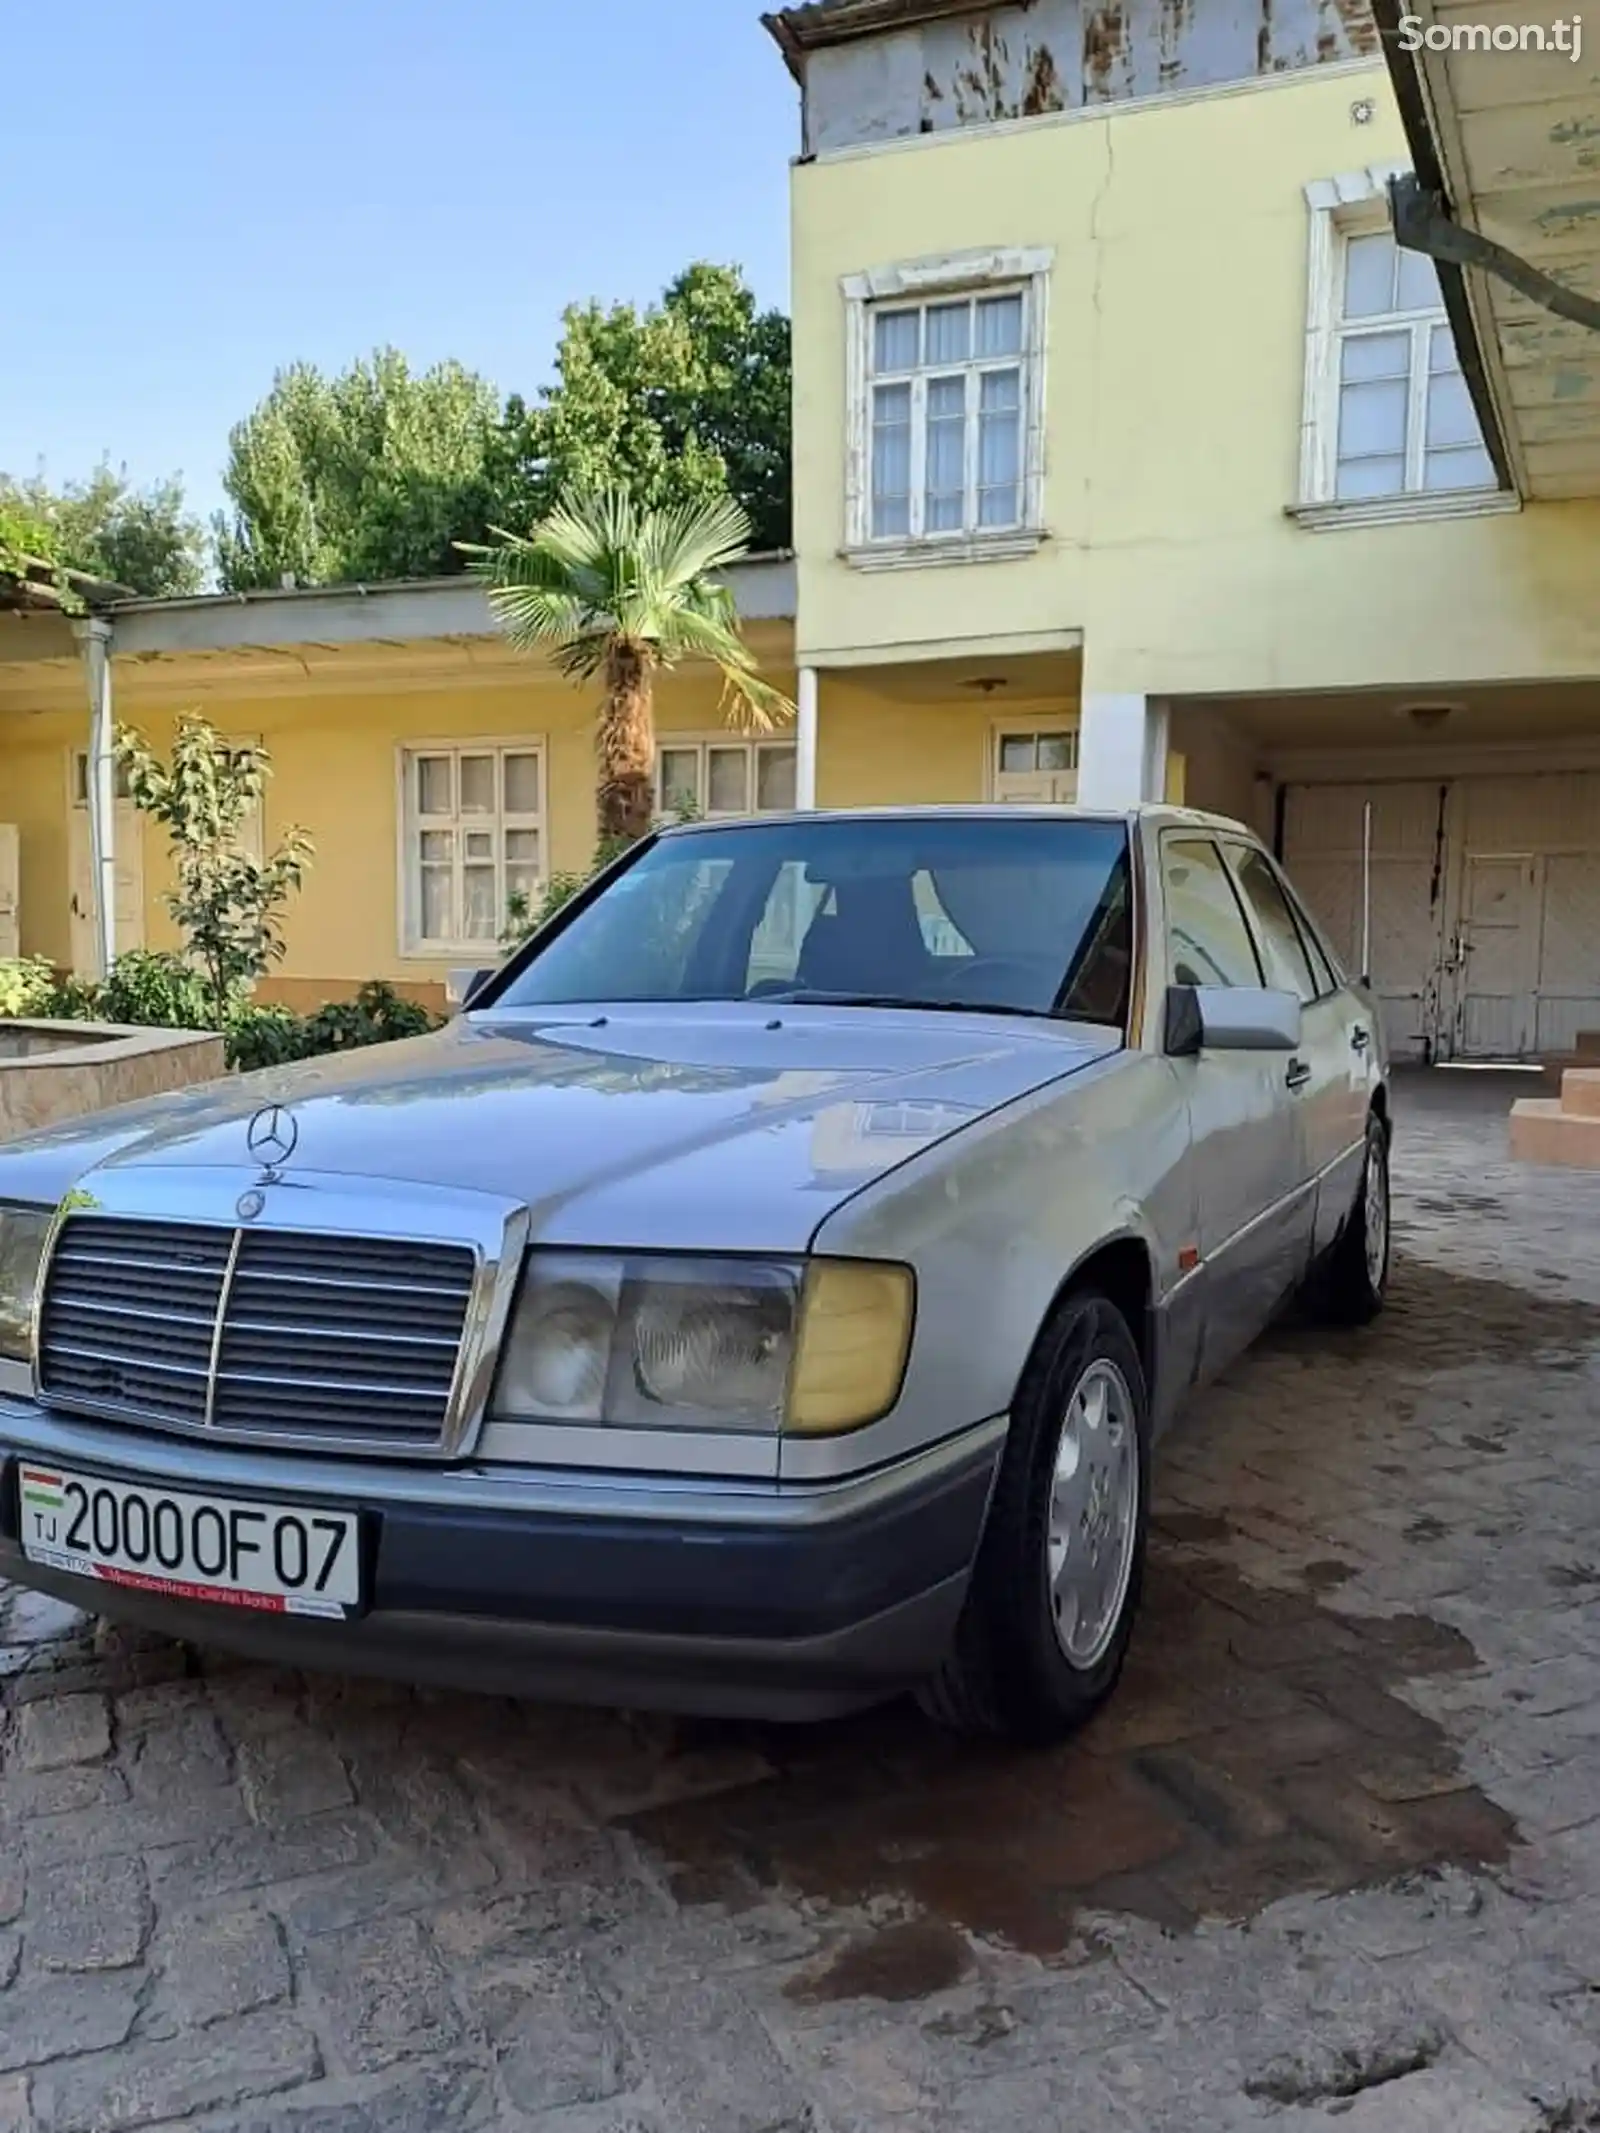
1309, 1110, 1391, 1326
917, 1290, 1150, 1745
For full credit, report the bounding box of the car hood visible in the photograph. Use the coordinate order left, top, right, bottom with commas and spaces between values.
0, 1004, 1119, 1254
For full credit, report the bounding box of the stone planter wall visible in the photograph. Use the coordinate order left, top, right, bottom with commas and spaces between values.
0, 1019, 226, 1143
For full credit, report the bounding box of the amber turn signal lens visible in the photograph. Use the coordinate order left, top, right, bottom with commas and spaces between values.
785, 1259, 915, 1435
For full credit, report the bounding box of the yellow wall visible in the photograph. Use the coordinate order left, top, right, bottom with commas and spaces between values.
790, 61, 1600, 693
0, 651, 809, 1003
0, 646, 1062, 999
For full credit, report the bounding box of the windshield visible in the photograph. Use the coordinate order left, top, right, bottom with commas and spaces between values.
492, 815, 1133, 1024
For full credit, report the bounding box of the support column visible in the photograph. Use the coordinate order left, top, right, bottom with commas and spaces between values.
1077, 692, 1169, 809
795, 665, 819, 810
73, 615, 116, 979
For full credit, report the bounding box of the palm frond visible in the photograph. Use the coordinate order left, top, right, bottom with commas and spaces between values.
470, 481, 785, 735
638, 493, 756, 592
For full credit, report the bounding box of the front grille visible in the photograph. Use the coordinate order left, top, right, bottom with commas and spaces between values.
39, 1216, 478, 1452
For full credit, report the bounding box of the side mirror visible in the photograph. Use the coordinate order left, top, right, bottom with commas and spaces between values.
451, 967, 496, 1012
1164, 983, 1301, 1056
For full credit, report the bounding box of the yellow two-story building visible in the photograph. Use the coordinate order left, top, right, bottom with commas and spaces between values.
767, 0, 1600, 1061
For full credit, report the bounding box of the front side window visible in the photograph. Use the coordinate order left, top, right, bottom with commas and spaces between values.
1162, 837, 1263, 990
1226, 844, 1319, 1003
402, 743, 544, 953
1330, 225, 1495, 502
494, 815, 1132, 1026
867, 290, 1028, 542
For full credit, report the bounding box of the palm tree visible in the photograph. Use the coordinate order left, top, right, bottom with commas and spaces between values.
462, 487, 793, 846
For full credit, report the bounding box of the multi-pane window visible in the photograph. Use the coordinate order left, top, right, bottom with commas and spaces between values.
992, 727, 1079, 803
868, 290, 1028, 541
1333, 227, 1495, 500
656, 739, 798, 818
402, 743, 543, 952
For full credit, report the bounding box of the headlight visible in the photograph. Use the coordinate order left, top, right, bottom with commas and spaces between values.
0, 1205, 53, 1363
493, 1251, 914, 1436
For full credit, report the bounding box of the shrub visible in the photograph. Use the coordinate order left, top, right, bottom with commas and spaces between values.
116, 713, 313, 1020
226, 983, 443, 1075
224, 1003, 310, 1073
98, 950, 212, 1030
302, 981, 439, 1054
0, 957, 61, 1018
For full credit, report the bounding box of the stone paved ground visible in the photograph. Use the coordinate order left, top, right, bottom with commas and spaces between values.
4, 1068, 1600, 2133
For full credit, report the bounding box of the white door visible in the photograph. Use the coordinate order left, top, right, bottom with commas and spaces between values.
0, 826, 18, 959
1447, 772, 1600, 1060
68, 754, 144, 974
1282, 781, 1449, 1063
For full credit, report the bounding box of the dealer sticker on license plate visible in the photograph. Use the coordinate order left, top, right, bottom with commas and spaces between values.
17, 1465, 361, 1619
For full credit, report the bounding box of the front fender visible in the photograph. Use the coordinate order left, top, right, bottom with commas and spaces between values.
788, 1051, 1193, 1479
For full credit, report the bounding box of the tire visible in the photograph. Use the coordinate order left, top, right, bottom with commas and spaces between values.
917, 1289, 1150, 1745
1309, 1110, 1391, 1327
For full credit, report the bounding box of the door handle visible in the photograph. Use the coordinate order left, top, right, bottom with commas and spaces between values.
1351, 1026, 1370, 1053
1285, 1058, 1312, 1091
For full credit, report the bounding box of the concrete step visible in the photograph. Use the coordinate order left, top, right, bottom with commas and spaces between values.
1510, 1096, 1600, 1168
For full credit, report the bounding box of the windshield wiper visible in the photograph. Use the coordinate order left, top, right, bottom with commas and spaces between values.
761, 989, 1051, 1020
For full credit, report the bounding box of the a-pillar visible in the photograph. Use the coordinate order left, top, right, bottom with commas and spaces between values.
72, 615, 116, 979
1076, 693, 1169, 809
796, 665, 819, 809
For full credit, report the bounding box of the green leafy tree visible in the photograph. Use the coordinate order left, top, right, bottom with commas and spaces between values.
214, 349, 503, 590
499, 265, 792, 551
0, 465, 206, 597
115, 714, 314, 1017
465, 488, 792, 846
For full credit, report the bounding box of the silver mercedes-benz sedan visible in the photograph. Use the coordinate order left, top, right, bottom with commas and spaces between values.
0, 806, 1389, 1742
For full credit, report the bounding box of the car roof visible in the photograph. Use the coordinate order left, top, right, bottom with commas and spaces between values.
655, 802, 1260, 838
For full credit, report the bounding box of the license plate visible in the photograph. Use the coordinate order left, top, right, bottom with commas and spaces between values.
16, 1465, 362, 1620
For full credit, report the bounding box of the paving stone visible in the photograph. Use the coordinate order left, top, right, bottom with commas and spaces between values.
127, 1704, 232, 1795
0, 2075, 27, 2133
149, 1809, 376, 1905
208, 2061, 501, 2133
1264, 2064, 1542, 2131
30, 1855, 151, 1973
5, 1593, 86, 1647
30, 2009, 320, 2133
299, 1915, 462, 2075
20, 1786, 251, 1867
591, 1940, 825, 2133
237, 1731, 353, 1824
8, 1696, 110, 1774
0, 1975, 143, 2072
145, 1905, 291, 2035
473, 1954, 632, 2113
1, 1763, 130, 1821
0, 1935, 18, 1990
0, 1861, 20, 1928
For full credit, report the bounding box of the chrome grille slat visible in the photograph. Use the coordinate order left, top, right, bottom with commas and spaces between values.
38, 1215, 478, 1454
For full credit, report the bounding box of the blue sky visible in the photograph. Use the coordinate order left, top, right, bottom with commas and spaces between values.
0, 0, 797, 525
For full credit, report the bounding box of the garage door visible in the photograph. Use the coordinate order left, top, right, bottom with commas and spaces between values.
1282, 773, 1600, 1063
1281, 782, 1447, 1062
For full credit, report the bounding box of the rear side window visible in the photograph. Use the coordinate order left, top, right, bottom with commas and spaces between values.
1161, 837, 1263, 989
1227, 845, 1319, 1004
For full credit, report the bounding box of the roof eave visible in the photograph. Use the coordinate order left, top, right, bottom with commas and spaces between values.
1369, 0, 1518, 494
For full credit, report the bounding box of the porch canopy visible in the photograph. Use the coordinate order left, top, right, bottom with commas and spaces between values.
1375, 0, 1600, 499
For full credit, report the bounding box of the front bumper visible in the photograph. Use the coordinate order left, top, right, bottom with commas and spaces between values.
0, 1398, 1003, 1721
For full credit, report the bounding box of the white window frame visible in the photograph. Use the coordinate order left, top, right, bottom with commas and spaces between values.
396, 737, 546, 959
1294, 167, 1515, 532
654, 735, 799, 819
842, 246, 1052, 571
